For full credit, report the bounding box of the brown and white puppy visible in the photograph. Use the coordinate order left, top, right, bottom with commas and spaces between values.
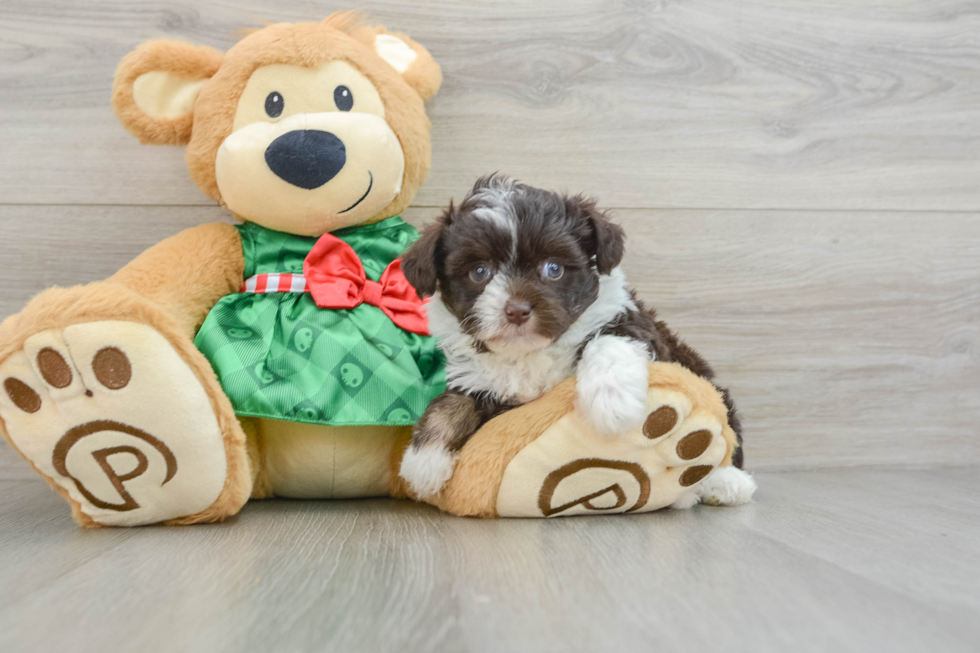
399, 176, 753, 504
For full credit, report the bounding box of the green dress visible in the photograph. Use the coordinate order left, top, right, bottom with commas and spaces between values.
194, 217, 446, 427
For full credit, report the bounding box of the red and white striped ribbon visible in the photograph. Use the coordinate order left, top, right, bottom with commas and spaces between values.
240, 273, 309, 294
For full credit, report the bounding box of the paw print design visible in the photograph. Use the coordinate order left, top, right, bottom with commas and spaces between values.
0, 321, 228, 526
495, 365, 735, 517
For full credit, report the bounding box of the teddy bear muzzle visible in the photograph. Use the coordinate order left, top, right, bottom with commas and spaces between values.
214, 110, 405, 235
265, 129, 347, 190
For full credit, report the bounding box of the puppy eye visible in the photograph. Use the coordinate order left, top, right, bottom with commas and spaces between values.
334, 85, 353, 111
469, 264, 492, 283
265, 92, 284, 118
542, 261, 564, 280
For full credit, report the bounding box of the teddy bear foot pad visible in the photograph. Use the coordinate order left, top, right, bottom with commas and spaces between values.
496, 385, 729, 517
0, 321, 228, 526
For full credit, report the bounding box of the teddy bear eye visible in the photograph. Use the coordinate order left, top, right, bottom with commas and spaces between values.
334, 85, 353, 111
265, 92, 284, 118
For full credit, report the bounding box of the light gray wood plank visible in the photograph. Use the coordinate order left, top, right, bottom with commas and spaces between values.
1, 469, 978, 653
1, 0, 980, 210
747, 468, 980, 610
0, 447, 31, 481
2, 205, 978, 473
616, 209, 980, 471
0, 478, 137, 608
0, 204, 233, 321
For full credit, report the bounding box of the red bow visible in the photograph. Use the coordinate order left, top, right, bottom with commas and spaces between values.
303, 233, 430, 336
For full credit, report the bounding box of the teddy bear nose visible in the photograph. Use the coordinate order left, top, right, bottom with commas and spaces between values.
264, 130, 346, 190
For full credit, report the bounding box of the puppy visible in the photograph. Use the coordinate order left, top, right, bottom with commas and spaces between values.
399, 175, 755, 506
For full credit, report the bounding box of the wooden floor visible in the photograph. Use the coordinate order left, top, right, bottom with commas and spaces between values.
0, 467, 977, 653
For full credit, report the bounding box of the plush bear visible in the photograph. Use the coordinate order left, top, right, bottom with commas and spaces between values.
0, 14, 744, 527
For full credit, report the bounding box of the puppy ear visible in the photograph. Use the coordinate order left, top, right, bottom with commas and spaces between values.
402, 211, 449, 297
112, 40, 223, 145
566, 195, 625, 275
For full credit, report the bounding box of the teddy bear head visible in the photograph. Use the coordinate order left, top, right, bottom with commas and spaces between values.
112, 12, 441, 236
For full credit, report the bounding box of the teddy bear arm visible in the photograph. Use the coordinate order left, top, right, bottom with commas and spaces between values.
108, 222, 245, 337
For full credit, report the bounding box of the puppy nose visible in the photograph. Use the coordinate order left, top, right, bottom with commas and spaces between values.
265, 130, 346, 189
504, 300, 532, 326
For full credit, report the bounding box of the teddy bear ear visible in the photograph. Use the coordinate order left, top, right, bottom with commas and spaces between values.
350, 26, 442, 101
112, 40, 224, 145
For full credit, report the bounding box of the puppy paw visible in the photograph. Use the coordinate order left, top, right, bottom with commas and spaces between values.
399, 445, 458, 498
669, 490, 701, 510
699, 466, 757, 506
575, 335, 650, 436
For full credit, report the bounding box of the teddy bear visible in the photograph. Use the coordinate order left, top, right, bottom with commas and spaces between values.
0, 14, 743, 527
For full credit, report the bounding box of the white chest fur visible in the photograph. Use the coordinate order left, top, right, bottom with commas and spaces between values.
443, 339, 581, 403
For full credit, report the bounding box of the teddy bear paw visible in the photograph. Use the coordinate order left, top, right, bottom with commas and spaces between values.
0, 321, 230, 526
495, 365, 742, 518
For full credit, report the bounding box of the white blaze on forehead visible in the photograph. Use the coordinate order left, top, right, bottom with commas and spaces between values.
471, 205, 517, 239
470, 178, 519, 254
